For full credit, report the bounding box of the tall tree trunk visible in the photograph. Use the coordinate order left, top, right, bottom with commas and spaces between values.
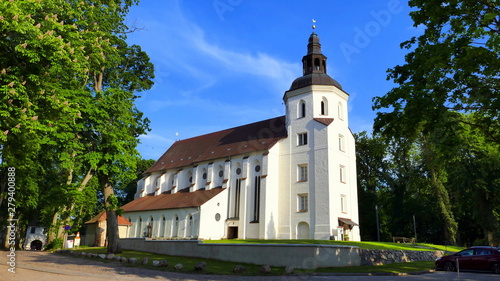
47, 168, 94, 243
101, 174, 121, 254
423, 138, 458, 244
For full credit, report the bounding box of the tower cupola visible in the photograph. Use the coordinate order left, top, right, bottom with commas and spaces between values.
288, 32, 342, 91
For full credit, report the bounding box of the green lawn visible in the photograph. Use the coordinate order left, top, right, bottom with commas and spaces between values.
70, 247, 284, 275
202, 239, 464, 252
68, 241, 455, 276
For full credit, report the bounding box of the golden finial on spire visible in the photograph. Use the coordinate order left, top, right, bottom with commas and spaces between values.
312, 19, 316, 30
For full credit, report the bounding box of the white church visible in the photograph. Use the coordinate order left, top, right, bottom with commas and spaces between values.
122, 32, 360, 241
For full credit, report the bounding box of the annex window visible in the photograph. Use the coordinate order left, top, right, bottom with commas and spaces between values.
341, 195, 347, 213
298, 100, 306, 118
340, 165, 346, 183
298, 164, 308, 182
298, 132, 308, 146
298, 194, 308, 212
339, 134, 345, 152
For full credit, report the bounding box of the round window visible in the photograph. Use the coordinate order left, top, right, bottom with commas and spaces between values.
215, 213, 221, 221
236, 168, 242, 175
202, 173, 207, 180
255, 165, 261, 173
219, 170, 224, 178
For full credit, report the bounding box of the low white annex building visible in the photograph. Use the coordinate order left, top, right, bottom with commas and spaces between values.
122, 32, 360, 241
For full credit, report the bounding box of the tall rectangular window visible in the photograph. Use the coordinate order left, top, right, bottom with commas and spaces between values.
298, 164, 308, 182
298, 132, 308, 146
341, 195, 347, 213
252, 176, 261, 222
298, 194, 308, 212
234, 178, 241, 218
339, 134, 345, 152
340, 165, 346, 183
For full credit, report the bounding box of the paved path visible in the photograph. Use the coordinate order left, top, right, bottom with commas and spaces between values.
1, 251, 497, 281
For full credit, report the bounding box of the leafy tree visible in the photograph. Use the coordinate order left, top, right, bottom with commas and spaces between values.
0, 0, 154, 252
374, 0, 500, 142
116, 158, 156, 206
372, 0, 499, 245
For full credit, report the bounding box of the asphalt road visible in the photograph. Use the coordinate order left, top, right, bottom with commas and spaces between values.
1, 251, 498, 281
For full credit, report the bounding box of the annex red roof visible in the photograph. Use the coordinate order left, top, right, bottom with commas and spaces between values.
121, 188, 226, 212
85, 211, 133, 226
314, 118, 334, 126
145, 116, 287, 174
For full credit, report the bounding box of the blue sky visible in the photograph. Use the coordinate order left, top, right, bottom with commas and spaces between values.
125, 0, 422, 161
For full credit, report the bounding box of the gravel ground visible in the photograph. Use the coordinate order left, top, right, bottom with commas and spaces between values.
0, 250, 309, 281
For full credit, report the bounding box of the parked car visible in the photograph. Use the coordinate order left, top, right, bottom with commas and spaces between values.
436, 246, 500, 274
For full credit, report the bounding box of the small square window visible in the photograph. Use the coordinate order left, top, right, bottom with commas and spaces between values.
298, 164, 308, 182
298, 194, 308, 212
298, 133, 308, 146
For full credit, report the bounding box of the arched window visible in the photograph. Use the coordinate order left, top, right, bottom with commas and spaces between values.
314, 58, 320, 71
297, 222, 310, 239
185, 170, 193, 190
186, 214, 193, 238
147, 216, 154, 238
298, 100, 306, 118
136, 217, 142, 237
232, 163, 243, 219
252, 161, 262, 222
172, 215, 179, 237
307, 58, 312, 73
321, 97, 328, 115
160, 215, 166, 237
128, 217, 133, 237
200, 168, 207, 190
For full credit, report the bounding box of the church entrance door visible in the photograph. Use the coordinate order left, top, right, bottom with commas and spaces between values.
227, 227, 238, 239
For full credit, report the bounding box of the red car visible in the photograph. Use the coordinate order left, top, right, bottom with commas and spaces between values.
436, 246, 500, 274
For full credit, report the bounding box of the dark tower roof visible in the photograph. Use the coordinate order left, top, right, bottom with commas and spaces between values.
289, 32, 342, 91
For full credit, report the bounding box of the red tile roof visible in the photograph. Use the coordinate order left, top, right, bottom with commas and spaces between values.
121, 188, 226, 212
145, 116, 287, 174
85, 211, 133, 225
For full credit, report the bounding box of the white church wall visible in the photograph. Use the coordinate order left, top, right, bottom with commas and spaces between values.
199, 189, 227, 240
126, 207, 198, 239
261, 147, 280, 239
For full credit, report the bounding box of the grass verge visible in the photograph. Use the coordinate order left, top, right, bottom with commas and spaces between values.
68, 247, 438, 276
202, 239, 464, 252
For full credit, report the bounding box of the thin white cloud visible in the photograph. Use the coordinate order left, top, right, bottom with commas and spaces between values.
128, 0, 299, 101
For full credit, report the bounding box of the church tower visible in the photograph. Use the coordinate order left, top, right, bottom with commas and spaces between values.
279, 32, 360, 241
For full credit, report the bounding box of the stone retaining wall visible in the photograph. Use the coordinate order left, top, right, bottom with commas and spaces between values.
120, 238, 360, 269
360, 249, 446, 266
120, 238, 447, 269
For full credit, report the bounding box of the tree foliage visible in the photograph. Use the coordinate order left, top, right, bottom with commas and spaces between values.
373, 0, 500, 141
0, 0, 154, 252
367, 0, 499, 246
